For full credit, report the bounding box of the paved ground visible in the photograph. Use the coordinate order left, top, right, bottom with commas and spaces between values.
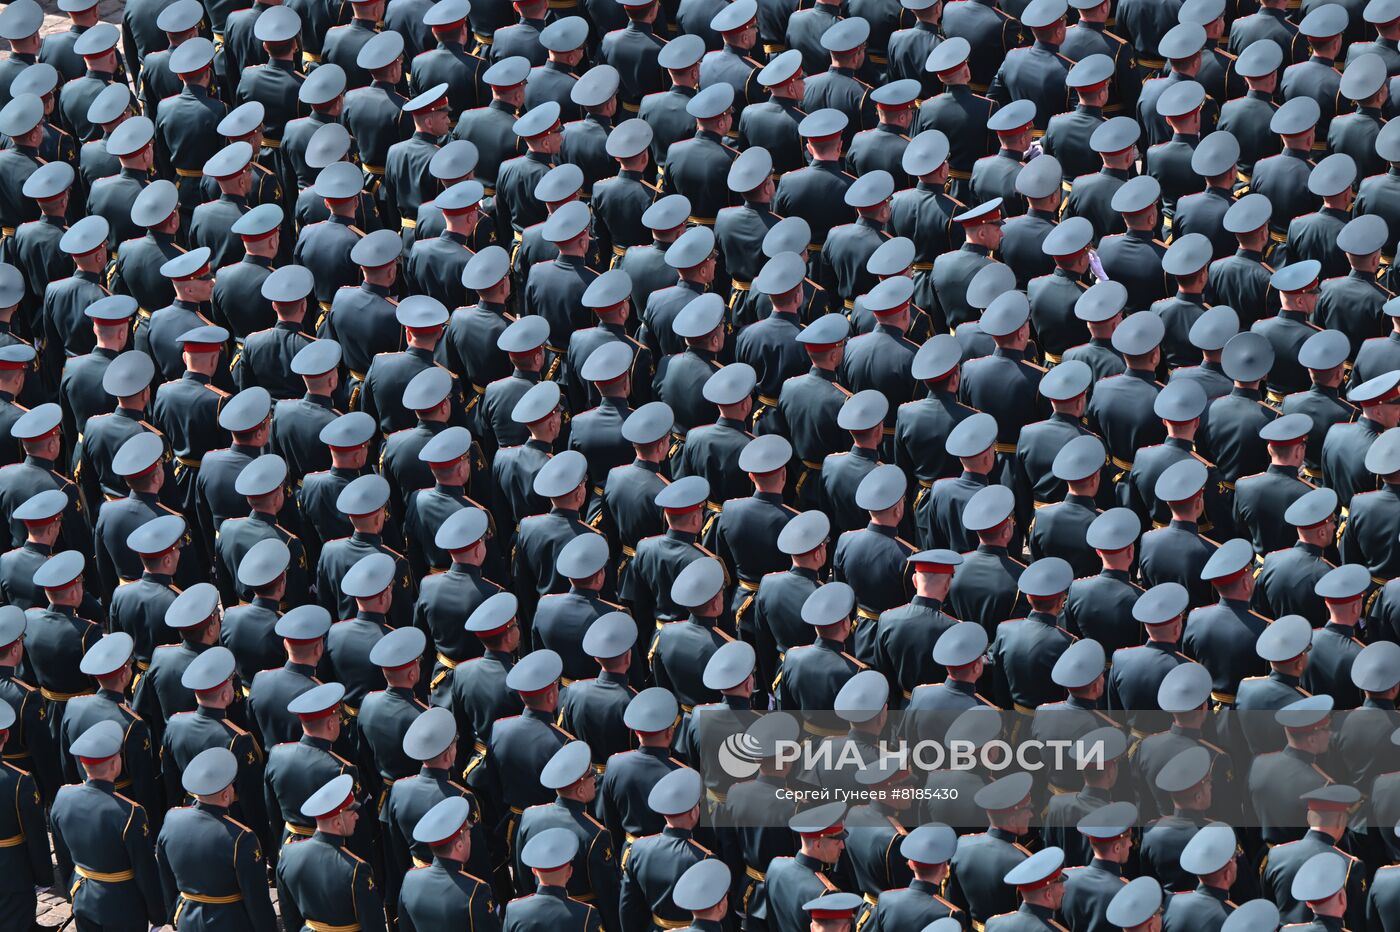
35, 0, 124, 38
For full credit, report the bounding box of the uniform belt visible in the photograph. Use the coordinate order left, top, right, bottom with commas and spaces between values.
1302, 465, 1321, 480
654, 915, 691, 929
285, 821, 314, 836
911, 262, 933, 271
843, 298, 855, 310
0, 832, 25, 847
802, 721, 845, 737
182, 891, 243, 904
731, 278, 752, 291
618, 100, 640, 113
855, 607, 879, 622
621, 544, 636, 557
762, 44, 786, 55
745, 866, 766, 881
968, 82, 988, 93
351, 370, 367, 382
801, 459, 823, 471
757, 394, 778, 407
918, 478, 933, 488
1013, 703, 1035, 714
40, 687, 90, 702
474, 741, 487, 755
262, 137, 281, 149
1210, 690, 1235, 704
175, 168, 203, 178
363, 164, 385, 175
472, 32, 493, 46
212, 31, 225, 44
412, 856, 430, 868
612, 244, 628, 257
1110, 455, 1133, 471
0, 227, 13, 238
863, 893, 879, 907
75, 866, 135, 883
303, 51, 322, 65
436, 651, 459, 669
1269, 229, 1287, 244
401, 218, 416, 230
547, 0, 578, 7
306, 922, 361, 932
1137, 55, 1165, 69
1265, 390, 1285, 405
705, 787, 726, 803
993, 442, 1016, 454
947, 168, 971, 180
807, 242, 823, 253
737, 578, 759, 592
319, 301, 333, 313
1044, 352, 1062, 365
1375, 575, 1389, 588
177, 455, 202, 468
1, 750, 30, 761
343, 704, 359, 717
688, 215, 716, 226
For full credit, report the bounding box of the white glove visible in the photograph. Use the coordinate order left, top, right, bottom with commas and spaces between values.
1088, 249, 1108, 282
1024, 142, 1043, 161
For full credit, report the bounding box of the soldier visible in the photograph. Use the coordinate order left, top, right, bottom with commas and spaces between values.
653, 557, 736, 709
51, 721, 166, 931
764, 802, 850, 932
0, 693, 50, 929
74, 349, 154, 508
241, 271, 321, 408
1044, 56, 1112, 183
472, 648, 573, 859
1289, 161, 1357, 295
414, 507, 501, 701
12, 163, 75, 313
514, 741, 621, 916
1282, 326, 1355, 467
1249, 695, 1337, 845
1283, 853, 1352, 932
247, 605, 329, 749
406, 181, 484, 306
833, 464, 914, 656
1063, 117, 1138, 239
1059, 802, 1136, 932
1251, 486, 1336, 624
702, 0, 764, 108
59, 632, 161, 822
214, 455, 309, 605
1012, 362, 1094, 516
1316, 220, 1391, 367
0, 96, 48, 235
1261, 785, 1367, 926
946, 774, 1036, 926
534, 535, 618, 680
1082, 313, 1166, 481
750, 511, 827, 690
297, 411, 374, 556
559, 614, 639, 767
637, 38, 704, 168
1298, 562, 1370, 708
24, 550, 101, 742
1322, 370, 1400, 508
0, 1, 43, 111
277, 773, 387, 932
526, 19, 587, 121
1, 490, 68, 610
313, 477, 410, 624
399, 795, 498, 932
1101, 580, 1187, 731
1104, 878, 1163, 932
862, 826, 963, 930
493, 382, 560, 535
506, 829, 604, 932
220, 537, 292, 683
161, 646, 268, 845
775, 581, 866, 717
132, 583, 222, 743
108, 514, 186, 670
524, 203, 600, 357
1172, 132, 1240, 262
946, 484, 1029, 627
1233, 613, 1313, 758
89, 433, 175, 602
819, 390, 889, 533
154, 746, 278, 931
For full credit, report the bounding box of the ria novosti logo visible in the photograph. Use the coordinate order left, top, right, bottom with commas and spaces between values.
718, 732, 765, 778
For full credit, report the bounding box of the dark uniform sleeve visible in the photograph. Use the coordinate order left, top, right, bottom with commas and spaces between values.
469, 878, 502, 932
275, 851, 305, 932
22, 691, 60, 804
233, 730, 272, 847
125, 803, 169, 925
617, 843, 649, 932
589, 829, 622, 932
353, 859, 389, 932
125, 717, 164, 822
16, 771, 52, 887
155, 827, 179, 924
235, 826, 279, 932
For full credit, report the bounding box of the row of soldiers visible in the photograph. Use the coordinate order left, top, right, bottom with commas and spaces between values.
12, 0, 1400, 927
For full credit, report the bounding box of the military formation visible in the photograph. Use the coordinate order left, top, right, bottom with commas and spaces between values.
9, 0, 1400, 928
